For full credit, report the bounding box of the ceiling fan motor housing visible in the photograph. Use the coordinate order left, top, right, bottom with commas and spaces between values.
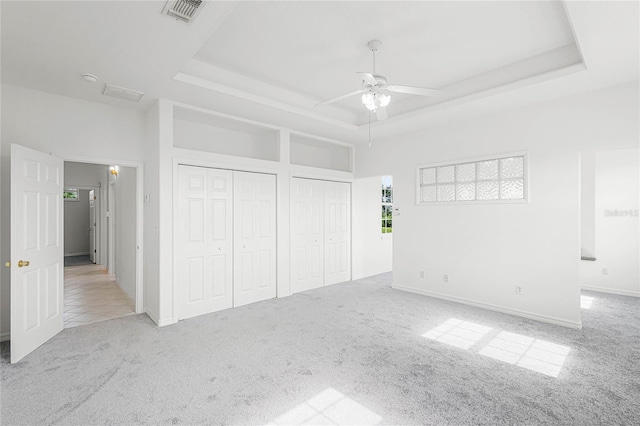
366, 74, 387, 88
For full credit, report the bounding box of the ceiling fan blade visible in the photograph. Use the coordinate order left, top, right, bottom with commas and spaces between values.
387, 85, 441, 97
356, 72, 378, 86
315, 89, 365, 107
376, 106, 388, 121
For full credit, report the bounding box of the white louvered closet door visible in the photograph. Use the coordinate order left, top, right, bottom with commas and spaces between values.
233, 171, 277, 307
177, 165, 233, 320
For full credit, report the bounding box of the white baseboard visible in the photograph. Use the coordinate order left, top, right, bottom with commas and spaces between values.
352, 270, 392, 281
0, 331, 9, 342
393, 284, 582, 330
581, 285, 640, 298
157, 317, 176, 327
145, 309, 159, 325
145, 309, 175, 327
64, 252, 90, 257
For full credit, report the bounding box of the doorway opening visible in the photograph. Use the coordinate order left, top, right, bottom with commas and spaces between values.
63, 161, 137, 328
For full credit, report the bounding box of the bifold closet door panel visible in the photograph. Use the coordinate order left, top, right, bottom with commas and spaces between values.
233, 171, 277, 307
290, 178, 324, 294
177, 166, 233, 320
324, 181, 351, 285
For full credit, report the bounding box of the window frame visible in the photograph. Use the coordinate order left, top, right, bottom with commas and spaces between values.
415, 151, 529, 206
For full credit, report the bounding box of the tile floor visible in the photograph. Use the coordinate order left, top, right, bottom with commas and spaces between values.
64, 263, 135, 329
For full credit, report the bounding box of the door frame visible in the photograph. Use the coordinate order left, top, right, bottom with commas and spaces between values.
61, 155, 144, 314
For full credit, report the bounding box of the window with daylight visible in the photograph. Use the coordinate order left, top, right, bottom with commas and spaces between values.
63, 188, 79, 201
417, 154, 527, 204
382, 176, 393, 234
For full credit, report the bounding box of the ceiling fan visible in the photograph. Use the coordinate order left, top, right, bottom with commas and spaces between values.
315, 40, 441, 121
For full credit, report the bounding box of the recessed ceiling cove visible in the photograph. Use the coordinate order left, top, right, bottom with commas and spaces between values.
177, 1, 583, 128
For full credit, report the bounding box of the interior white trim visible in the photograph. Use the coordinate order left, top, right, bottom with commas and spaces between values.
0, 331, 9, 343
364, 62, 587, 133
393, 284, 583, 329
561, 0, 587, 67
173, 149, 280, 174
289, 130, 354, 149
290, 165, 353, 182
173, 101, 283, 131
62, 184, 100, 191
174, 72, 359, 131
581, 286, 640, 298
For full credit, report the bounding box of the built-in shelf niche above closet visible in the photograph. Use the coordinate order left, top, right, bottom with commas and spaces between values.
173, 107, 279, 161
290, 133, 353, 173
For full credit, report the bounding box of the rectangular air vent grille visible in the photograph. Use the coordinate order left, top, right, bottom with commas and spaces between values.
163, 0, 203, 23
102, 84, 144, 103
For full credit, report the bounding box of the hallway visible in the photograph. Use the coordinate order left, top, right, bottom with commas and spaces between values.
63, 264, 135, 328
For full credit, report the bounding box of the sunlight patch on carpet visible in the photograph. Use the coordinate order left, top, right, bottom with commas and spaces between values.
422, 318, 492, 350
478, 331, 570, 377
268, 387, 382, 425
581, 295, 595, 309
424, 318, 571, 378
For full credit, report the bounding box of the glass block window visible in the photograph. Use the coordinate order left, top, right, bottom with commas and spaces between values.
418, 154, 526, 204
382, 176, 393, 233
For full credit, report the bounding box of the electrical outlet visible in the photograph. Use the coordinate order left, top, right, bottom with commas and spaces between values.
515, 285, 523, 295
601, 268, 608, 275
443, 274, 449, 283
419, 270, 425, 279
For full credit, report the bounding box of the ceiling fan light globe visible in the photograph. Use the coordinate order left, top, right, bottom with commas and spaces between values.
379, 93, 391, 107
362, 93, 376, 110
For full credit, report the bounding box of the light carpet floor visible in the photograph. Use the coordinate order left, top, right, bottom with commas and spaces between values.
1, 273, 639, 425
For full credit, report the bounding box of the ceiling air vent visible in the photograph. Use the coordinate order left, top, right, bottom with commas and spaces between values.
162, 0, 203, 24
102, 84, 144, 103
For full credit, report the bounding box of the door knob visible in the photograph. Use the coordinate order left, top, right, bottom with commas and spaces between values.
18, 260, 30, 268
4, 262, 10, 268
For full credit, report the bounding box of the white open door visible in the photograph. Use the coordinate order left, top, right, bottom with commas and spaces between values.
10, 144, 64, 363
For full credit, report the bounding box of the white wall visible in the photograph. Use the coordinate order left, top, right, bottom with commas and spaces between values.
1, 84, 146, 339
580, 152, 596, 257
174, 118, 278, 161
352, 176, 393, 279
65, 162, 108, 188
63, 189, 91, 256
143, 103, 161, 324
580, 147, 639, 296
114, 166, 137, 300
290, 134, 352, 172
355, 82, 639, 328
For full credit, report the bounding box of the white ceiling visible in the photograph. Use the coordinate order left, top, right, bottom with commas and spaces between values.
194, 1, 575, 99
2, 1, 638, 145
